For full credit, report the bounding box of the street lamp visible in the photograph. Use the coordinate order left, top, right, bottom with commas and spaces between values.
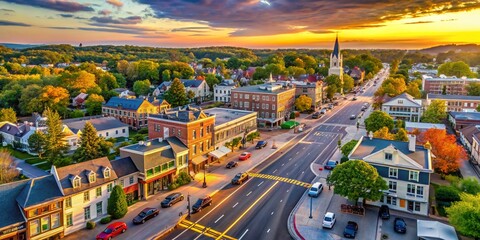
309, 196, 313, 219
187, 193, 191, 219
202, 163, 208, 188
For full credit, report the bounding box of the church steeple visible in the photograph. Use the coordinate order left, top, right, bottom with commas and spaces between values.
332, 33, 340, 59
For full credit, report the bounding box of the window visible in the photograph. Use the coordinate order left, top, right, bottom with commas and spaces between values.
177, 129, 181, 137
244, 102, 249, 108
104, 168, 111, 178
272, 105, 275, 110
388, 181, 397, 193
389, 168, 398, 178
107, 183, 113, 192
30, 219, 40, 236
272, 97, 275, 101
398, 100, 403, 104
106, 132, 109, 137
147, 169, 154, 177
266, 104, 269, 110
200, 127, 204, 137
120, 179, 124, 187
234, 93, 238, 98
245, 94, 249, 99
414, 202, 421, 211
385, 153, 393, 160
386, 196, 397, 206
84, 191, 90, 202
169, 160, 174, 168
41, 215, 50, 232
73, 176, 81, 188
96, 187, 102, 197
193, 145, 197, 154
51, 213, 60, 229
89, 172, 96, 183
162, 163, 168, 171
407, 184, 416, 197
66, 213, 73, 227
84, 206, 91, 220
409, 171, 419, 181
65, 197, 72, 209
96, 202, 103, 215
193, 130, 196, 139
155, 166, 161, 173
129, 176, 134, 184
272, 113, 275, 118
416, 186, 424, 198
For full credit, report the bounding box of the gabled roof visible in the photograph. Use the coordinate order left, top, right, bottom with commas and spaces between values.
110, 157, 139, 178
0, 180, 29, 228
103, 97, 147, 111
149, 105, 210, 123
0, 123, 29, 138
166, 136, 188, 154
55, 157, 118, 196
383, 93, 421, 107
427, 93, 480, 101
64, 116, 129, 133
16, 175, 63, 208
182, 79, 204, 88
460, 125, 480, 145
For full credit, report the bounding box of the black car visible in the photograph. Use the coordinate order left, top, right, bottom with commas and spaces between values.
231, 172, 249, 185
312, 112, 322, 119
333, 101, 339, 106
328, 104, 334, 109
226, 161, 238, 169
394, 218, 407, 233
192, 196, 212, 213
352, 97, 358, 101
161, 192, 184, 208
379, 205, 390, 219
343, 221, 358, 238
133, 208, 159, 224
255, 141, 268, 149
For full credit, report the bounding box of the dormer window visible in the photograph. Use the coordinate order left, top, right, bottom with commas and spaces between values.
104, 168, 111, 178
88, 171, 96, 183
385, 153, 393, 161
72, 176, 81, 188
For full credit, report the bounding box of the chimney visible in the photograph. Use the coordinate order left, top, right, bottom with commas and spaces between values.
408, 134, 416, 152
368, 131, 373, 140
158, 138, 163, 142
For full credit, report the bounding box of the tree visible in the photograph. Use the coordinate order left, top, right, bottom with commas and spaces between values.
324, 74, 342, 90
187, 90, 196, 102
340, 140, 358, 157
85, 94, 105, 116
98, 73, 119, 91
0, 150, 19, 184
73, 122, 112, 162
225, 137, 242, 152
364, 110, 394, 133
374, 77, 406, 97
421, 100, 446, 123
246, 131, 260, 144
394, 128, 409, 142
342, 75, 354, 92
466, 82, 480, 96
438, 61, 475, 78
373, 126, 394, 140
19, 84, 43, 115
295, 95, 312, 112
406, 82, 422, 98
419, 129, 467, 175
43, 108, 70, 166
137, 60, 159, 83
39, 86, 70, 114
458, 177, 480, 195
205, 73, 220, 89
0, 108, 17, 123
28, 131, 46, 158
327, 160, 387, 205
445, 193, 480, 239
162, 69, 171, 82
325, 85, 337, 100
164, 78, 188, 107
133, 79, 151, 96
107, 185, 128, 219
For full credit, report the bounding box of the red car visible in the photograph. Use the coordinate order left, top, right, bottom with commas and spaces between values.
238, 152, 251, 161
96, 222, 127, 240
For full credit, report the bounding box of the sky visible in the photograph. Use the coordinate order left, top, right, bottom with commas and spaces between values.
1, 0, 480, 49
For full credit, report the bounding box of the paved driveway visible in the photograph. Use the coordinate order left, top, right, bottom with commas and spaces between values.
378, 214, 417, 240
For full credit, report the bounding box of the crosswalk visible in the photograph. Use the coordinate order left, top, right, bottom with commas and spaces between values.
248, 173, 312, 188
179, 219, 237, 240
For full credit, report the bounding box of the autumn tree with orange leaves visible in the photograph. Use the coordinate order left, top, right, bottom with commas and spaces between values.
419, 129, 467, 176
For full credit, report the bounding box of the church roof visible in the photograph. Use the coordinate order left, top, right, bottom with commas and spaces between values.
332, 35, 340, 58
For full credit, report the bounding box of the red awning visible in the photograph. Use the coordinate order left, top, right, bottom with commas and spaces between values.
139, 168, 176, 184
123, 184, 138, 194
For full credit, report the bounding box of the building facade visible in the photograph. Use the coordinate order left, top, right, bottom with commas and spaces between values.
293, 81, 323, 110
382, 93, 423, 122
422, 75, 480, 95
110, 157, 140, 203
426, 94, 480, 112
448, 112, 480, 130
63, 116, 129, 139
213, 80, 236, 103
349, 135, 433, 216
154, 79, 210, 102
102, 97, 158, 129
231, 83, 295, 128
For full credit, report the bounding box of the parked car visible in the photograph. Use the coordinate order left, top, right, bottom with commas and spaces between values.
378, 205, 390, 219
232, 172, 249, 185
343, 221, 358, 238
333, 101, 339, 106
192, 196, 212, 213
320, 108, 327, 114
352, 97, 357, 101
350, 115, 356, 120
394, 218, 407, 233
161, 193, 184, 208
226, 161, 238, 169
308, 182, 323, 197
255, 141, 267, 149
133, 208, 159, 224
324, 160, 337, 170
96, 222, 127, 240
239, 152, 252, 160
328, 104, 334, 110
312, 112, 322, 119
322, 212, 336, 229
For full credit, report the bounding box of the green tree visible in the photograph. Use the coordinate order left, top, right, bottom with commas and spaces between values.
162, 69, 171, 82
421, 99, 447, 123
342, 75, 354, 92
445, 193, 480, 238
85, 94, 105, 116
19, 84, 43, 115
340, 140, 358, 157
364, 110, 394, 133
327, 160, 387, 205
73, 122, 112, 162
164, 78, 188, 107
225, 137, 242, 152
205, 73, 220, 89
458, 177, 480, 195
28, 131, 46, 158
295, 95, 312, 112
325, 74, 342, 90
98, 73, 119, 91
137, 60, 159, 83
394, 128, 409, 142
246, 131, 260, 144
438, 61, 475, 78
466, 82, 480, 96
406, 82, 422, 98
187, 90, 196, 102
43, 108, 70, 166
325, 85, 337, 100
107, 185, 128, 219
0, 108, 17, 123
133, 79, 151, 96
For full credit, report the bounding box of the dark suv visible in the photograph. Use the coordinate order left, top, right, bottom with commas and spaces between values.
192, 196, 212, 213
231, 172, 249, 185
379, 205, 390, 219
255, 141, 268, 149
343, 221, 358, 238
161, 192, 184, 208
133, 208, 159, 224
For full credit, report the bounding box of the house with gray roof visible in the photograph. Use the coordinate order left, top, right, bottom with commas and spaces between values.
0, 180, 29, 240
382, 93, 423, 122
0, 122, 32, 151
102, 97, 158, 129
349, 135, 433, 216
153, 79, 210, 102
63, 116, 129, 139
111, 157, 140, 202
448, 111, 480, 130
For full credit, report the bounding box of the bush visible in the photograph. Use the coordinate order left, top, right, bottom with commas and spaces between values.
168, 183, 179, 191
445, 175, 461, 186
435, 186, 460, 202
176, 171, 191, 185
100, 216, 111, 224
290, 112, 296, 119
340, 155, 349, 163
107, 185, 128, 219
86, 220, 96, 229
138, 128, 148, 134
341, 140, 359, 156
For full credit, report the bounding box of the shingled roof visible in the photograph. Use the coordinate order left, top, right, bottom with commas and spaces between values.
16, 175, 63, 208
0, 180, 29, 228
103, 97, 146, 111
110, 157, 139, 178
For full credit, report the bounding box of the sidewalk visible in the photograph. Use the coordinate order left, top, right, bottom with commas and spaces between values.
64, 123, 305, 240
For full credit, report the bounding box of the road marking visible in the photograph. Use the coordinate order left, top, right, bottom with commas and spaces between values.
267, 229, 271, 233
301, 171, 304, 174
271, 211, 274, 215
307, 152, 310, 155
281, 163, 284, 166
258, 181, 264, 187
248, 173, 311, 188
246, 191, 252, 196
238, 229, 249, 240
280, 200, 283, 202
303, 147, 305, 149
289, 158, 292, 161
214, 215, 224, 223
216, 181, 279, 240
232, 202, 238, 208
273, 169, 277, 174
296, 152, 299, 154
178, 219, 236, 240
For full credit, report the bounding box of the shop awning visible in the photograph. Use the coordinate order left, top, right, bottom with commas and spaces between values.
208, 146, 232, 159
191, 155, 208, 165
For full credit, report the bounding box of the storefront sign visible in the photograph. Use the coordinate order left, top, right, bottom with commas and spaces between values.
1, 223, 25, 236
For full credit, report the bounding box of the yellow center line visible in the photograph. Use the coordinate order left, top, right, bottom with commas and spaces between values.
216, 181, 279, 240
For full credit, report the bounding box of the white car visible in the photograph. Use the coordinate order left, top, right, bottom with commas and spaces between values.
322, 212, 336, 229
308, 182, 324, 197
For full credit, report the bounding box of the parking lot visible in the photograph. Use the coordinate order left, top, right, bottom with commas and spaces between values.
378, 214, 418, 240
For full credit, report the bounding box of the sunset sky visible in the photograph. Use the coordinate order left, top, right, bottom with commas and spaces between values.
1, 0, 480, 49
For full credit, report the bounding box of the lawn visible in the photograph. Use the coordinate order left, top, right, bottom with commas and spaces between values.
35, 162, 52, 171
0, 146, 37, 160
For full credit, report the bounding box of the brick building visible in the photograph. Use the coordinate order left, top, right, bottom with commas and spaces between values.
448, 112, 480, 130
422, 75, 480, 95
102, 97, 159, 129
148, 106, 215, 173
426, 94, 480, 112
231, 83, 296, 128
292, 81, 323, 110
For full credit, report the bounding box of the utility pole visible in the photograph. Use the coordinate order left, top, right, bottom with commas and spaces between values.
187, 193, 191, 219
309, 196, 313, 219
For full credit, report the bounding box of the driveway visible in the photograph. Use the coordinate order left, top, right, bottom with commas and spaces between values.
14, 158, 48, 178
378, 214, 417, 240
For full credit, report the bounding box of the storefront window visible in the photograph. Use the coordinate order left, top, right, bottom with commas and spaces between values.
41, 216, 50, 231
51, 213, 60, 229
168, 161, 174, 168
162, 163, 168, 171
30, 219, 40, 236
154, 166, 161, 173
29, 209, 39, 217
147, 169, 154, 177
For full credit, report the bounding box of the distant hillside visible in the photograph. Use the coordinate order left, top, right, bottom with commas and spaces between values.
419, 44, 480, 55
0, 43, 43, 49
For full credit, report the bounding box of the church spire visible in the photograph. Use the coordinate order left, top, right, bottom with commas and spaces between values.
332, 33, 340, 58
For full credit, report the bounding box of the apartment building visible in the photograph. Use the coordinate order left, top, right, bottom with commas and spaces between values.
102, 97, 158, 129
422, 75, 480, 95
213, 80, 236, 103
293, 81, 323, 110
426, 94, 480, 112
